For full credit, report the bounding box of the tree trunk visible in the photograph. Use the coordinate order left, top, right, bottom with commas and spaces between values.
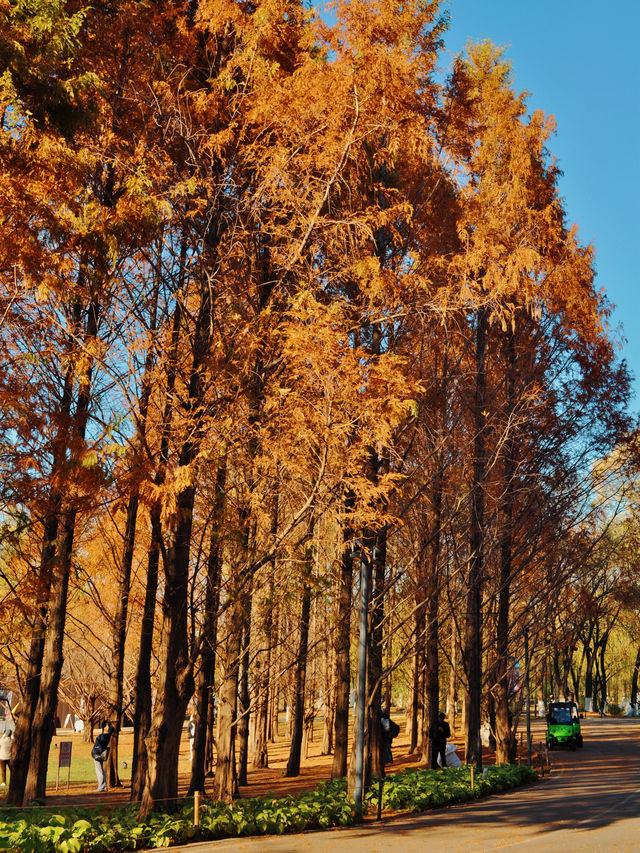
7, 513, 58, 805
630, 645, 640, 707
212, 597, 243, 801
464, 305, 488, 769
106, 493, 139, 789
321, 638, 335, 756
189, 463, 225, 794
447, 621, 457, 738
140, 233, 218, 813
236, 600, 252, 786
268, 601, 280, 743
331, 492, 354, 779
23, 511, 76, 804
285, 570, 312, 777
131, 284, 183, 802
422, 474, 442, 769
251, 495, 278, 770
23, 290, 100, 804
384, 578, 394, 713
140, 485, 197, 814
408, 621, 424, 753
7, 300, 81, 806
107, 278, 159, 790
494, 333, 516, 765
368, 527, 386, 779
130, 518, 160, 801
598, 631, 609, 710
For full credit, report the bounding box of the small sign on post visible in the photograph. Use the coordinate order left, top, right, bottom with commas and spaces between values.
56, 741, 72, 791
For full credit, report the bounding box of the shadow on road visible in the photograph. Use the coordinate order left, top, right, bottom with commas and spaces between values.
343, 718, 640, 844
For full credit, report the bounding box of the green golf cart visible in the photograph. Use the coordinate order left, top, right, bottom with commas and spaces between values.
546, 701, 583, 750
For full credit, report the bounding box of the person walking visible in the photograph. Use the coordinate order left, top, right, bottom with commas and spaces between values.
0, 730, 12, 787
432, 711, 451, 769
91, 721, 114, 792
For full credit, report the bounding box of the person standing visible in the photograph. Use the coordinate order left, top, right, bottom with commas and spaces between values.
380, 710, 400, 765
432, 711, 451, 768
187, 715, 196, 762
0, 730, 11, 787
91, 721, 114, 792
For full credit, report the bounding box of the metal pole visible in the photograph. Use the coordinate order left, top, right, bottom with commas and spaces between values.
354, 549, 371, 817
524, 624, 531, 766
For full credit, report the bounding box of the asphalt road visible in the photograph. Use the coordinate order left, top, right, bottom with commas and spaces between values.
161, 717, 640, 853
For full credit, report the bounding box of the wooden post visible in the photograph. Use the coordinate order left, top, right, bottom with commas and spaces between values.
470, 765, 475, 789
194, 790, 200, 827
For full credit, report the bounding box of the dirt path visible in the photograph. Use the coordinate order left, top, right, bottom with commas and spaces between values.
12, 713, 480, 809
3, 712, 538, 810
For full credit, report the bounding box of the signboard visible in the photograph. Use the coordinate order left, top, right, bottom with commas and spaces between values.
56, 741, 72, 790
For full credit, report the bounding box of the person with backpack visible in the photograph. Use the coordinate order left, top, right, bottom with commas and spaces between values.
380, 709, 400, 765
91, 721, 114, 792
432, 711, 451, 768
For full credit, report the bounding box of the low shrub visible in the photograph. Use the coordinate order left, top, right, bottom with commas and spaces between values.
367, 763, 538, 814
0, 765, 537, 851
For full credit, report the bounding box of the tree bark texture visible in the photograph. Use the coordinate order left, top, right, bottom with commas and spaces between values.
464, 306, 488, 768
211, 597, 243, 801
331, 491, 354, 779
131, 284, 182, 802
23, 513, 76, 804
130, 521, 160, 802
236, 601, 252, 786
189, 463, 225, 794
107, 279, 158, 789
494, 334, 516, 764
7, 513, 58, 805
285, 572, 312, 777
140, 486, 197, 814
422, 472, 442, 769
7, 299, 82, 806
368, 528, 386, 779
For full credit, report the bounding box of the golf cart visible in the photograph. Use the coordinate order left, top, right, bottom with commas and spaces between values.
546, 701, 583, 750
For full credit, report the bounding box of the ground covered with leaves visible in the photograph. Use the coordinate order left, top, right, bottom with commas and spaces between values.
0, 764, 537, 851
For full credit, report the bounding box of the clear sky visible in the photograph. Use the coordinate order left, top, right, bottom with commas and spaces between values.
441, 1, 640, 401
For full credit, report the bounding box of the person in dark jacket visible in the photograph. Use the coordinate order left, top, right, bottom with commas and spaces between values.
432, 711, 451, 768
91, 721, 114, 792
380, 710, 400, 765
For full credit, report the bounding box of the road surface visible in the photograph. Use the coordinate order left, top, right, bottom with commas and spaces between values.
157, 717, 640, 853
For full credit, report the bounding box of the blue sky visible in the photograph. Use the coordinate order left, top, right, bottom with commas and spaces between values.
442, 1, 640, 401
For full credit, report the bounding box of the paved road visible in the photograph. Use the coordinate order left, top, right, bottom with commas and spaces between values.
163, 717, 640, 853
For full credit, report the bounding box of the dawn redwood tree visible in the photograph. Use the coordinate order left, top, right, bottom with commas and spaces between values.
0, 0, 634, 813
439, 40, 630, 764
1, 0, 162, 803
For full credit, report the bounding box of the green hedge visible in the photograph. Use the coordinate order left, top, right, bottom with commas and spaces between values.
368, 763, 538, 812
0, 765, 538, 851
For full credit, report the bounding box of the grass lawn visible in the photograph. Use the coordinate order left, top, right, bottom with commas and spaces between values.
45, 731, 135, 790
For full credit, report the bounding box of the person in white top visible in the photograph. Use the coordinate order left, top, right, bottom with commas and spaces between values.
0, 731, 12, 786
